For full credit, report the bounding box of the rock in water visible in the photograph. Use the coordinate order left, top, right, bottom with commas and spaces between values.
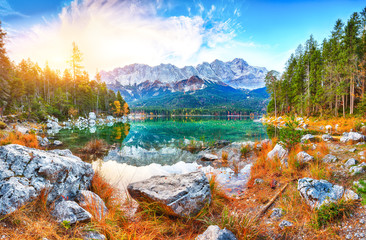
195, 225, 237, 240
127, 171, 211, 217
0, 144, 94, 215
51, 200, 92, 224
89, 112, 96, 120
297, 178, 359, 209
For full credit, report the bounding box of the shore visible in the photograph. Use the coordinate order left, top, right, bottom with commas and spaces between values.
1, 115, 366, 239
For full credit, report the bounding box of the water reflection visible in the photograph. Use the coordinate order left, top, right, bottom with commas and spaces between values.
55, 116, 267, 154
92, 159, 252, 197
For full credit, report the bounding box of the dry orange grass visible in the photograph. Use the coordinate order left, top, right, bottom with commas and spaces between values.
0, 131, 39, 148
81, 139, 108, 154
0, 191, 79, 240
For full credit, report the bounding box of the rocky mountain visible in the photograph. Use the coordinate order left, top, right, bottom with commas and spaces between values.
101, 58, 267, 91
101, 58, 269, 113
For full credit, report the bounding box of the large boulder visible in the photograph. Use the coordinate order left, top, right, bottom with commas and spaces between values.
0, 144, 94, 215
127, 171, 211, 217
267, 144, 288, 165
195, 225, 237, 240
297, 178, 359, 209
51, 200, 92, 224
341, 132, 366, 143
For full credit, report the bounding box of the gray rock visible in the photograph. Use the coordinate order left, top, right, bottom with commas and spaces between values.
254, 178, 264, 185
0, 144, 94, 215
349, 148, 357, 153
343, 189, 359, 201
214, 140, 230, 148
0, 177, 36, 215
297, 178, 358, 209
301, 134, 314, 143
195, 225, 237, 240
345, 158, 358, 167
349, 162, 366, 176
356, 142, 366, 145
322, 134, 333, 142
89, 112, 96, 120
279, 220, 293, 229
267, 144, 288, 166
297, 151, 314, 163
322, 154, 338, 163
52, 200, 92, 224
127, 171, 211, 217
297, 178, 344, 209
341, 132, 365, 143
53, 140, 63, 146
77, 190, 108, 220
201, 154, 219, 161
82, 231, 106, 240
40, 137, 51, 147
270, 208, 283, 219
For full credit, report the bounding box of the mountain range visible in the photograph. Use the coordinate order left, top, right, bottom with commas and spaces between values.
100, 58, 269, 113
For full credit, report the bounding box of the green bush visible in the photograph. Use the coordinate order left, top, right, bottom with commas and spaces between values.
355, 180, 366, 205
312, 200, 356, 229
240, 144, 251, 158
0, 121, 7, 129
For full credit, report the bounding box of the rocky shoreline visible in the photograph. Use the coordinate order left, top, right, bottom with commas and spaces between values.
2, 115, 366, 239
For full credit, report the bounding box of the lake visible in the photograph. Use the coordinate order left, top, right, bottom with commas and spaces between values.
52, 116, 268, 196
54, 116, 267, 153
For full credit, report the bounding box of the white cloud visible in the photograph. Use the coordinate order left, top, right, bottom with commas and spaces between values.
6, 0, 285, 75
7, 0, 241, 74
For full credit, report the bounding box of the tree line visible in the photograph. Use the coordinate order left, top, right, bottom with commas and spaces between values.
265, 7, 366, 117
0, 21, 128, 121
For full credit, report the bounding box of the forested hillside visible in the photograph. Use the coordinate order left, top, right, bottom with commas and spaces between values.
265, 7, 366, 117
0, 22, 120, 122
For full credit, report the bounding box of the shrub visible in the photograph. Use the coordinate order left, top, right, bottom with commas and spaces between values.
0, 132, 39, 149
312, 200, 356, 229
0, 121, 7, 129
222, 151, 228, 162
240, 144, 251, 158
81, 139, 108, 154
355, 180, 366, 205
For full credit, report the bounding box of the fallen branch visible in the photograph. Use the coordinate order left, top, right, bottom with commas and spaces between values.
253, 182, 289, 221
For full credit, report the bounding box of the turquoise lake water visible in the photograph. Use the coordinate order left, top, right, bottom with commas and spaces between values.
53, 116, 268, 152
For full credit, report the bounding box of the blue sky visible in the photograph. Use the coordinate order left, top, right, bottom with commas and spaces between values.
1, 0, 365, 73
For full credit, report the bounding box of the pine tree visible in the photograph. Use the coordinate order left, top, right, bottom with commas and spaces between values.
0, 21, 11, 110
